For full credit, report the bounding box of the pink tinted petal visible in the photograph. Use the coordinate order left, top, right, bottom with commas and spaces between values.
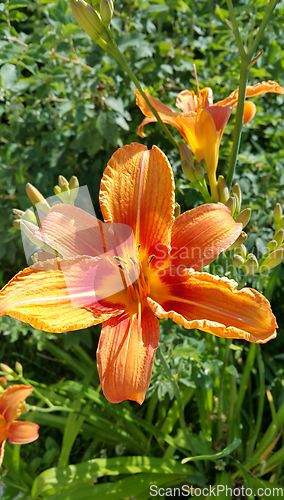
8, 421, 39, 444
0, 385, 33, 425
97, 307, 160, 404
34, 204, 105, 258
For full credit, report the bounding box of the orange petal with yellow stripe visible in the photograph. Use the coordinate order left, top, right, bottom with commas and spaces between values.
99, 143, 175, 262
149, 270, 277, 343
97, 306, 160, 404
0, 257, 123, 333
167, 204, 242, 271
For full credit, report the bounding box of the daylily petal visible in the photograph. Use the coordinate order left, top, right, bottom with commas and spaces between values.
0, 257, 121, 333
217, 80, 284, 108
100, 143, 175, 263
34, 204, 105, 258
243, 101, 256, 124
176, 88, 213, 113
0, 440, 6, 467
135, 90, 192, 141
0, 385, 33, 425
0, 415, 8, 443
164, 204, 242, 271
97, 306, 160, 404
149, 270, 277, 343
8, 421, 39, 444
195, 107, 220, 173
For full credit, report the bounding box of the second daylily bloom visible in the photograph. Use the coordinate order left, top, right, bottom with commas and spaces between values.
135, 81, 284, 200
0, 384, 39, 467
0, 144, 277, 404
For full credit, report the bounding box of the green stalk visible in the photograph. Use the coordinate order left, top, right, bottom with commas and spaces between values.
109, 41, 179, 149
156, 346, 196, 456
246, 345, 265, 456
225, 0, 279, 188
249, 0, 280, 56
217, 339, 230, 441
226, 58, 249, 189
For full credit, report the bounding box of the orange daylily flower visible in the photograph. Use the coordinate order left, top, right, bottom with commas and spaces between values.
0, 385, 39, 466
0, 144, 277, 404
135, 81, 284, 200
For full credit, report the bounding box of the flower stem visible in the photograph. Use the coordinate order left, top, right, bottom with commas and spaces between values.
107, 38, 179, 149
226, 57, 249, 189
225, 0, 278, 189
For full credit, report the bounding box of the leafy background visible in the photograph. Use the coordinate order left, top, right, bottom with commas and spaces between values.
1, 0, 284, 498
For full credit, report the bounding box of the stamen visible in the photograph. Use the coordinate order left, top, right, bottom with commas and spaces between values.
193, 64, 199, 91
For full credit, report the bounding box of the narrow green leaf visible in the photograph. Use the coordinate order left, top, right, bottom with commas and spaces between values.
181, 437, 241, 464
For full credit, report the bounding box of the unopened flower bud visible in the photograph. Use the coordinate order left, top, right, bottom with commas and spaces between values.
26, 183, 50, 214
244, 254, 258, 275
232, 254, 245, 268
194, 165, 204, 181
234, 244, 247, 259
100, 0, 113, 25
12, 209, 25, 219
231, 184, 241, 213
54, 185, 61, 195
0, 363, 14, 375
217, 175, 229, 204
179, 142, 194, 168
274, 203, 282, 231
182, 161, 197, 184
70, 0, 105, 41
15, 362, 23, 377
267, 239, 278, 253
69, 176, 79, 190
259, 248, 284, 273
227, 231, 247, 251
58, 175, 69, 192
225, 196, 236, 217
174, 203, 181, 218
274, 228, 284, 246
235, 208, 251, 229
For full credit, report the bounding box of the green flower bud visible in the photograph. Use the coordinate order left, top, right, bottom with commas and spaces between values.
225, 196, 236, 217
227, 231, 247, 251
15, 362, 23, 377
234, 244, 247, 259
0, 363, 15, 375
100, 0, 113, 25
231, 183, 241, 213
259, 248, 284, 273
217, 175, 229, 204
232, 254, 245, 268
179, 142, 194, 168
235, 208, 251, 229
181, 160, 197, 184
274, 203, 282, 231
174, 203, 181, 218
194, 165, 204, 181
69, 176, 80, 190
70, 0, 105, 41
58, 175, 70, 192
26, 183, 51, 214
12, 209, 25, 220
274, 228, 284, 246
244, 253, 258, 275
267, 239, 278, 253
